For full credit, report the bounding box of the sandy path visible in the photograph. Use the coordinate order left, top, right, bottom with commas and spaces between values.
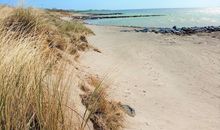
81, 25, 220, 130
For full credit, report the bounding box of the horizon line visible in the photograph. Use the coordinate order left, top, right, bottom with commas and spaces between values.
1, 3, 220, 11
74, 6, 220, 11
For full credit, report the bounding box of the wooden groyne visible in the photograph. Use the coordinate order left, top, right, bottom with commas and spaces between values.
72, 14, 165, 20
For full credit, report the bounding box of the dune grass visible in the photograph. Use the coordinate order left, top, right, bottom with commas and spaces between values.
3, 8, 39, 34
0, 7, 81, 130
59, 20, 94, 35
44, 11, 94, 36
0, 6, 124, 130
0, 28, 77, 130
80, 76, 124, 130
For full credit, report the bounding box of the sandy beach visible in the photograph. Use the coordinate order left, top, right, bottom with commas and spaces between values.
81, 25, 220, 130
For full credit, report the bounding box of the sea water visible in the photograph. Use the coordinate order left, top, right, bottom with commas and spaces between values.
84, 8, 220, 28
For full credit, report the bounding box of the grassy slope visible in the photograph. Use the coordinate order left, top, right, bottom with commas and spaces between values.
0, 5, 124, 130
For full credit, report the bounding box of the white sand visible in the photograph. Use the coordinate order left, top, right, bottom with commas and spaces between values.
81, 25, 220, 130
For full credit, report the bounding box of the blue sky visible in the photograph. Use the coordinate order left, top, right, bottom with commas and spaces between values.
0, 0, 220, 10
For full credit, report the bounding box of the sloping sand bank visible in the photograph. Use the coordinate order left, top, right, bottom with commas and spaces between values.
81, 25, 220, 130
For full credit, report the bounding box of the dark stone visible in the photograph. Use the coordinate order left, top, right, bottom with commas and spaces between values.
134, 29, 140, 32
173, 30, 181, 35
120, 30, 132, 32
142, 28, 149, 32
158, 28, 165, 33
120, 104, 136, 117
159, 28, 172, 33
173, 26, 177, 30
181, 27, 187, 31
152, 29, 157, 33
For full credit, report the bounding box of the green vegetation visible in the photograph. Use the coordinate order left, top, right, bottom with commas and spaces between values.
59, 20, 94, 35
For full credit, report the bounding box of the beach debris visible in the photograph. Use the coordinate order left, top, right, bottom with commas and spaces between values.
93, 48, 102, 53
120, 104, 136, 117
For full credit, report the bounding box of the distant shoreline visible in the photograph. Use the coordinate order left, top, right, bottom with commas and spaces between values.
69, 9, 220, 35
78, 7, 220, 35
85, 22, 220, 35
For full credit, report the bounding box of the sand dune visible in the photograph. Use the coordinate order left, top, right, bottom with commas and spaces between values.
81, 25, 220, 130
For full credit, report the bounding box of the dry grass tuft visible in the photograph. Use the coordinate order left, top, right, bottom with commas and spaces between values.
1, 7, 93, 57
80, 79, 124, 130
3, 8, 40, 34
1, 8, 67, 51
0, 29, 80, 129
87, 75, 102, 88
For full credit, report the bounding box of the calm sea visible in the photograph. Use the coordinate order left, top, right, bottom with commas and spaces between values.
84, 8, 220, 28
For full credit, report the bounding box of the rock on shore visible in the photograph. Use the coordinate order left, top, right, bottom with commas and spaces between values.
135, 26, 220, 35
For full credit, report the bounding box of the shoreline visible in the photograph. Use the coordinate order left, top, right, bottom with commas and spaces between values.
74, 11, 220, 35
68, 11, 220, 35
85, 22, 220, 35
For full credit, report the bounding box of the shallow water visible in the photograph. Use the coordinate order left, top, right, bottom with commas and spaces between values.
84, 8, 220, 28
